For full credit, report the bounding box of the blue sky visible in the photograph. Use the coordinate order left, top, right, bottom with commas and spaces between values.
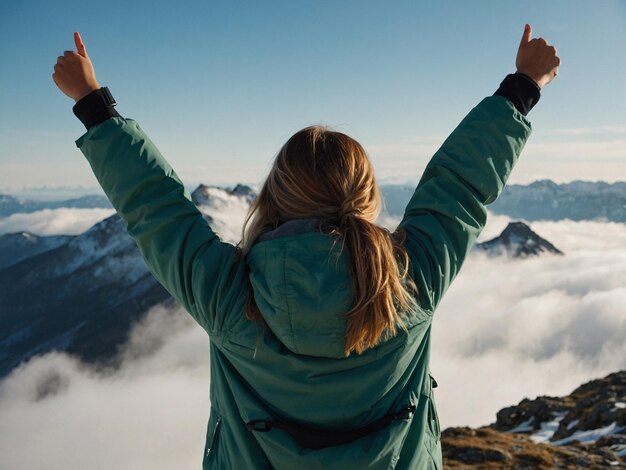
1, 0, 625, 195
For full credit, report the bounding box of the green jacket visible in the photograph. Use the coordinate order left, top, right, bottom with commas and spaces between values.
76, 95, 531, 469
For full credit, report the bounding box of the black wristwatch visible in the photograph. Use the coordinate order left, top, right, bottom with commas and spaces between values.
99, 86, 117, 107
73, 86, 121, 131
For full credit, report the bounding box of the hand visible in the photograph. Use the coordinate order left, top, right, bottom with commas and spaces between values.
52, 32, 101, 102
515, 24, 561, 89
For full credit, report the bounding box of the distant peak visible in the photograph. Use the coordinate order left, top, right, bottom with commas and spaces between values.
191, 184, 257, 205
528, 179, 558, 188
476, 221, 563, 258
231, 184, 256, 197
501, 221, 535, 236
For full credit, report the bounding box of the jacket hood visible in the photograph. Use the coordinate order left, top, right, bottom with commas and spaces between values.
246, 219, 352, 358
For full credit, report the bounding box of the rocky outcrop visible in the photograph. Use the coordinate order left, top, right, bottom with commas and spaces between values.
442, 371, 626, 468
442, 426, 621, 469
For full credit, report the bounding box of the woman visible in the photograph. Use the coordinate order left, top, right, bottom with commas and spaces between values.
53, 25, 559, 469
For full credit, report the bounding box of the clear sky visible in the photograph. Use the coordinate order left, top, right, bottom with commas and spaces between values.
1, 0, 625, 194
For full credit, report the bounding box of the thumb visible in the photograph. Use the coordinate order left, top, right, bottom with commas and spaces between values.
74, 31, 88, 58
519, 23, 532, 47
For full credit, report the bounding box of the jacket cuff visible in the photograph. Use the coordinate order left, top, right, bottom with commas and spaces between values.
72, 87, 121, 130
493, 73, 541, 116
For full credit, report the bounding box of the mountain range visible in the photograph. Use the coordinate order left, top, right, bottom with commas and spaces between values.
0, 180, 623, 466
3, 179, 626, 223
0, 181, 567, 381
489, 179, 626, 223
379, 179, 626, 223
0, 185, 254, 379
0, 193, 111, 218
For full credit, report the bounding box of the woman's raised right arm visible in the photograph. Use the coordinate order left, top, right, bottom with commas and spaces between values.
398, 24, 560, 314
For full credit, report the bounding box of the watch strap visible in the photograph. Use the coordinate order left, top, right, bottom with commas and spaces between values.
493, 73, 541, 116
73, 86, 121, 130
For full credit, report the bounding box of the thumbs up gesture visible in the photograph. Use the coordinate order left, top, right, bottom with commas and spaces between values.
515, 24, 561, 88
52, 32, 101, 102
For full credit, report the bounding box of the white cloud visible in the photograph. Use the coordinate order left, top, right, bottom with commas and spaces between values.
0, 305, 210, 470
431, 217, 626, 428
0, 208, 116, 236
0, 215, 624, 468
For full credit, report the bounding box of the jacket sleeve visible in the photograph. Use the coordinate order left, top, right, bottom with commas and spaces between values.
75, 117, 244, 336
398, 95, 532, 313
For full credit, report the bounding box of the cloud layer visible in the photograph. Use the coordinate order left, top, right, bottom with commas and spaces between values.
0, 306, 210, 470
431, 214, 626, 427
0, 212, 624, 468
0, 208, 115, 236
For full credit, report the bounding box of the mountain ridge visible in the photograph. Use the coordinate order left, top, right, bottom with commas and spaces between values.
0, 193, 111, 217
0, 186, 566, 379
378, 179, 626, 223
3, 179, 626, 223
0, 185, 254, 378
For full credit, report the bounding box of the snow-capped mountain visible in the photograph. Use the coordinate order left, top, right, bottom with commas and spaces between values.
191, 184, 256, 244
4, 179, 625, 223
474, 221, 564, 259
0, 214, 170, 378
0, 186, 570, 378
0, 231, 73, 270
442, 370, 626, 468
0, 185, 255, 378
1, 181, 622, 467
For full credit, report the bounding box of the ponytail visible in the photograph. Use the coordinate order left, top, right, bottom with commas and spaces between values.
241, 125, 418, 356
326, 211, 416, 355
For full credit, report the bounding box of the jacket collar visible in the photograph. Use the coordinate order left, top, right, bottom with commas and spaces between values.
256, 218, 324, 242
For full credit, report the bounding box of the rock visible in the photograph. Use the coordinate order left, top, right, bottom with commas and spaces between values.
442, 371, 626, 468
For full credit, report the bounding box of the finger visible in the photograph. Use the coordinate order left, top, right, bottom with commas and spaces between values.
519, 23, 532, 47
74, 31, 87, 57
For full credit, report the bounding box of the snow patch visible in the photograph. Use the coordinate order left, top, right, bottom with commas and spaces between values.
552, 421, 625, 446
509, 418, 534, 433
529, 412, 566, 443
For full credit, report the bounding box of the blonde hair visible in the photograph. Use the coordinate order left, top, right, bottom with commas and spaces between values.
240, 126, 418, 356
